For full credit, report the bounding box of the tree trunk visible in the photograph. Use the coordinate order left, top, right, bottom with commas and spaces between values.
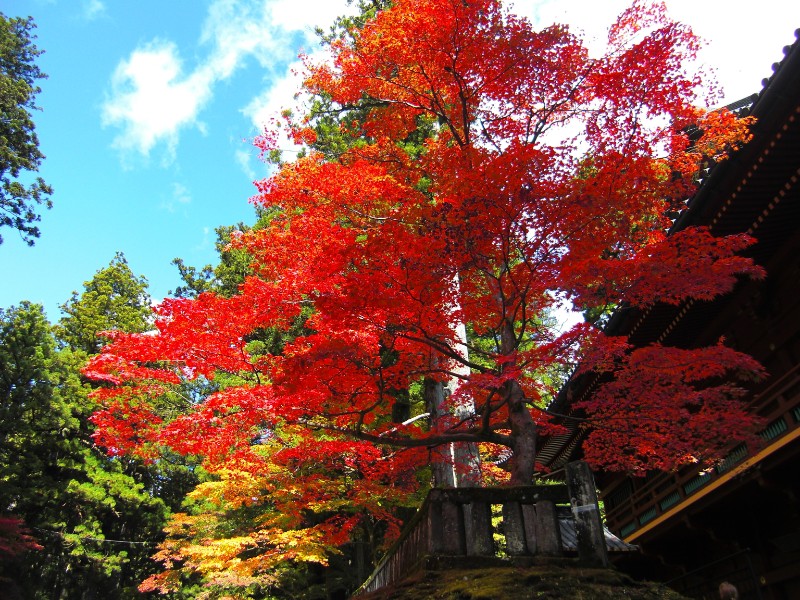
424, 311, 482, 488
501, 319, 538, 485
449, 318, 481, 487
424, 375, 456, 487
507, 378, 538, 485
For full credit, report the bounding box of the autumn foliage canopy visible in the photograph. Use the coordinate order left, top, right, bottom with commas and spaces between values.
85, 0, 764, 589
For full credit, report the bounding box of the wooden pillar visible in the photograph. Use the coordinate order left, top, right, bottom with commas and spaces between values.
566, 460, 609, 567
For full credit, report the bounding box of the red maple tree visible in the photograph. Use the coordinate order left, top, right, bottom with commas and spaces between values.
87, 0, 763, 500
0, 516, 42, 560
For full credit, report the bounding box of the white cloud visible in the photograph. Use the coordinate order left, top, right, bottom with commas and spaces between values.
239, 58, 314, 166
82, 0, 106, 21
513, 0, 627, 50
242, 57, 305, 127
172, 183, 192, 205
103, 0, 798, 166
160, 182, 193, 213
200, 0, 291, 78
102, 0, 354, 165
268, 0, 354, 34
665, 2, 800, 104
195, 226, 214, 251
514, 0, 800, 106
102, 40, 213, 162
235, 147, 258, 181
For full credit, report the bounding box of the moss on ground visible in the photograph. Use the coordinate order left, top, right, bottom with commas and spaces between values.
354, 564, 689, 600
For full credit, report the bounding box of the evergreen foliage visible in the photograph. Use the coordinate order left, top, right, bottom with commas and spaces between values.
56, 252, 151, 354
0, 12, 53, 245
0, 257, 197, 599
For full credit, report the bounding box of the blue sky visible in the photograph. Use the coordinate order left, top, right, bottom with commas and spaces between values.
2, 0, 799, 321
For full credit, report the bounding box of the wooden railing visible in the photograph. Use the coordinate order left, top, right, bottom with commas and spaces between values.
603, 365, 800, 539
355, 461, 608, 596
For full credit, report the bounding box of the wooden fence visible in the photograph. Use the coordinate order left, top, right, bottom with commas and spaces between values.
355, 461, 609, 595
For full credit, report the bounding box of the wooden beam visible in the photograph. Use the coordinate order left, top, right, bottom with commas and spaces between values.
626, 427, 800, 543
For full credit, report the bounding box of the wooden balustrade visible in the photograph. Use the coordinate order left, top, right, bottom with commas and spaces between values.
355, 461, 608, 596
602, 366, 800, 539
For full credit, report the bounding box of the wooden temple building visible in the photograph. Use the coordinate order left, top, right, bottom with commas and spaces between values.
538, 29, 800, 600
